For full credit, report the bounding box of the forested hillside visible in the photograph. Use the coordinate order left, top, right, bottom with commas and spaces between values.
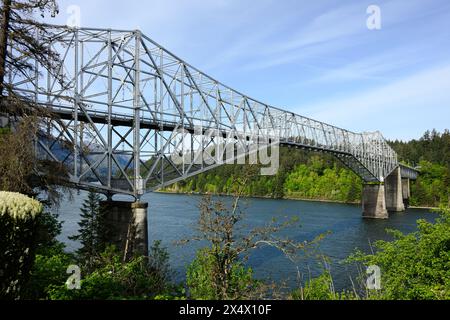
164, 148, 363, 203
389, 129, 450, 207
389, 129, 450, 168
164, 130, 450, 208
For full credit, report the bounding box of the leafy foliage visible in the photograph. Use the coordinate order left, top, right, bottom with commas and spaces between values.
409, 160, 449, 207
290, 272, 357, 300
389, 130, 450, 207
0, 192, 43, 299
187, 247, 257, 300
22, 209, 72, 300
34, 210, 63, 254
164, 148, 362, 203
22, 244, 74, 300
69, 190, 110, 270
348, 207, 450, 300
48, 243, 177, 300
284, 156, 361, 203
389, 129, 450, 168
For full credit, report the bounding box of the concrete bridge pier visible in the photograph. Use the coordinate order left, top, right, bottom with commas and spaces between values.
100, 201, 149, 261
362, 184, 388, 219
402, 178, 411, 208
385, 167, 405, 212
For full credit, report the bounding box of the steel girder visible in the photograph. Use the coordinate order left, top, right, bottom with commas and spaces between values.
6, 25, 407, 198
399, 165, 419, 180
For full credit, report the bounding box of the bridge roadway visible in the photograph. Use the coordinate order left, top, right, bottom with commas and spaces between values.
46, 103, 418, 180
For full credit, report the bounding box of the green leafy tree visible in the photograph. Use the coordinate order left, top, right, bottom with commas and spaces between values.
22, 202, 75, 300
0, 192, 43, 299
182, 174, 325, 300
0, 0, 59, 99
187, 246, 256, 300
22, 245, 74, 300
0, 0, 72, 207
348, 207, 450, 300
48, 243, 176, 300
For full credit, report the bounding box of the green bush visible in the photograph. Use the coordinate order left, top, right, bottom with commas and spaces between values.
48, 242, 177, 300
291, 272, 358, 300
0, 192, 43, 299
186, 247, 258, 300
22, 245, 74, 300
69, 190, 110, 271
349, 207, 450, 300
410, 161, 450, 207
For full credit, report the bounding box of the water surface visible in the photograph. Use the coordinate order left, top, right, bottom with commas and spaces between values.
57, 191, 437, 291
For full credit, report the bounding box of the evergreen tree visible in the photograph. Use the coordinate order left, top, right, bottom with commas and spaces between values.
69, 190, 108, 267
1, 0, 60, 98
0, 0, 72, 207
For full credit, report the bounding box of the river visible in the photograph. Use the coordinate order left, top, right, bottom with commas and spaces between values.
57, 191, 438, 292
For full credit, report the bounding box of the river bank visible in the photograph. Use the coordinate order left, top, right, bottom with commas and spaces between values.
156, 189, 439, 210
57, 191, 438, 291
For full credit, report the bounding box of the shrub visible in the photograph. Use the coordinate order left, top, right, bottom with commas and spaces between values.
186, 247, 258, 300
290, 272, 358, 300
0, 192, 43, 299
22, 245, 74, 300
349, 207, 450, 300
48, 242, 176, 300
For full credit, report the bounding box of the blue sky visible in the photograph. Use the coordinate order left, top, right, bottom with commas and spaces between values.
44, 0, 450, 140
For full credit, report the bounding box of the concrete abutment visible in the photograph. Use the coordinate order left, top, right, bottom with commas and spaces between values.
402, 178, 411, 208
362, 184, 389, 219
100, 201, 149, 261
384, 167, 405, 212
362, 167, 410, 219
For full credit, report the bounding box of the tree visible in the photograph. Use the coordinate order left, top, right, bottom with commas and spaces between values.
21, 207, 73, 300
47, 243, 177, 300
187, 247, 256, 300
183, 176, 326, 300
69, 190, 109, 270
348, 207, 450, 300
0, 0, 72, 206
0, 120, 69, 205
0, 0, 59, 100
0, 191, 43, 299
22, 244, 74, 300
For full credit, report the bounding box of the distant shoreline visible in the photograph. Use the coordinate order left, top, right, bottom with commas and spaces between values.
155, 190, 438, 210
408, 205, 439, 210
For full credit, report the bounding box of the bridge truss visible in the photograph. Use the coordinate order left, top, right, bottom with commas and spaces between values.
5, 25, 405, 198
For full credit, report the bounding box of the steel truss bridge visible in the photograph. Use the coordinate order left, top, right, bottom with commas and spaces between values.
6, 25, 418, 199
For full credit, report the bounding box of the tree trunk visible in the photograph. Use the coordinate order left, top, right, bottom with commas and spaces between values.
0, 0, 12, 97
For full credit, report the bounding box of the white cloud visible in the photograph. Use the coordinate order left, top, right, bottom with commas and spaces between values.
298, 64, 450, 139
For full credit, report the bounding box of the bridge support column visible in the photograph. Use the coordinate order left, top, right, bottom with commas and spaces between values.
385, 167, 405, 212
100, 201, 149, 261
362, 184, 388, 219
402, 178, 411, 208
